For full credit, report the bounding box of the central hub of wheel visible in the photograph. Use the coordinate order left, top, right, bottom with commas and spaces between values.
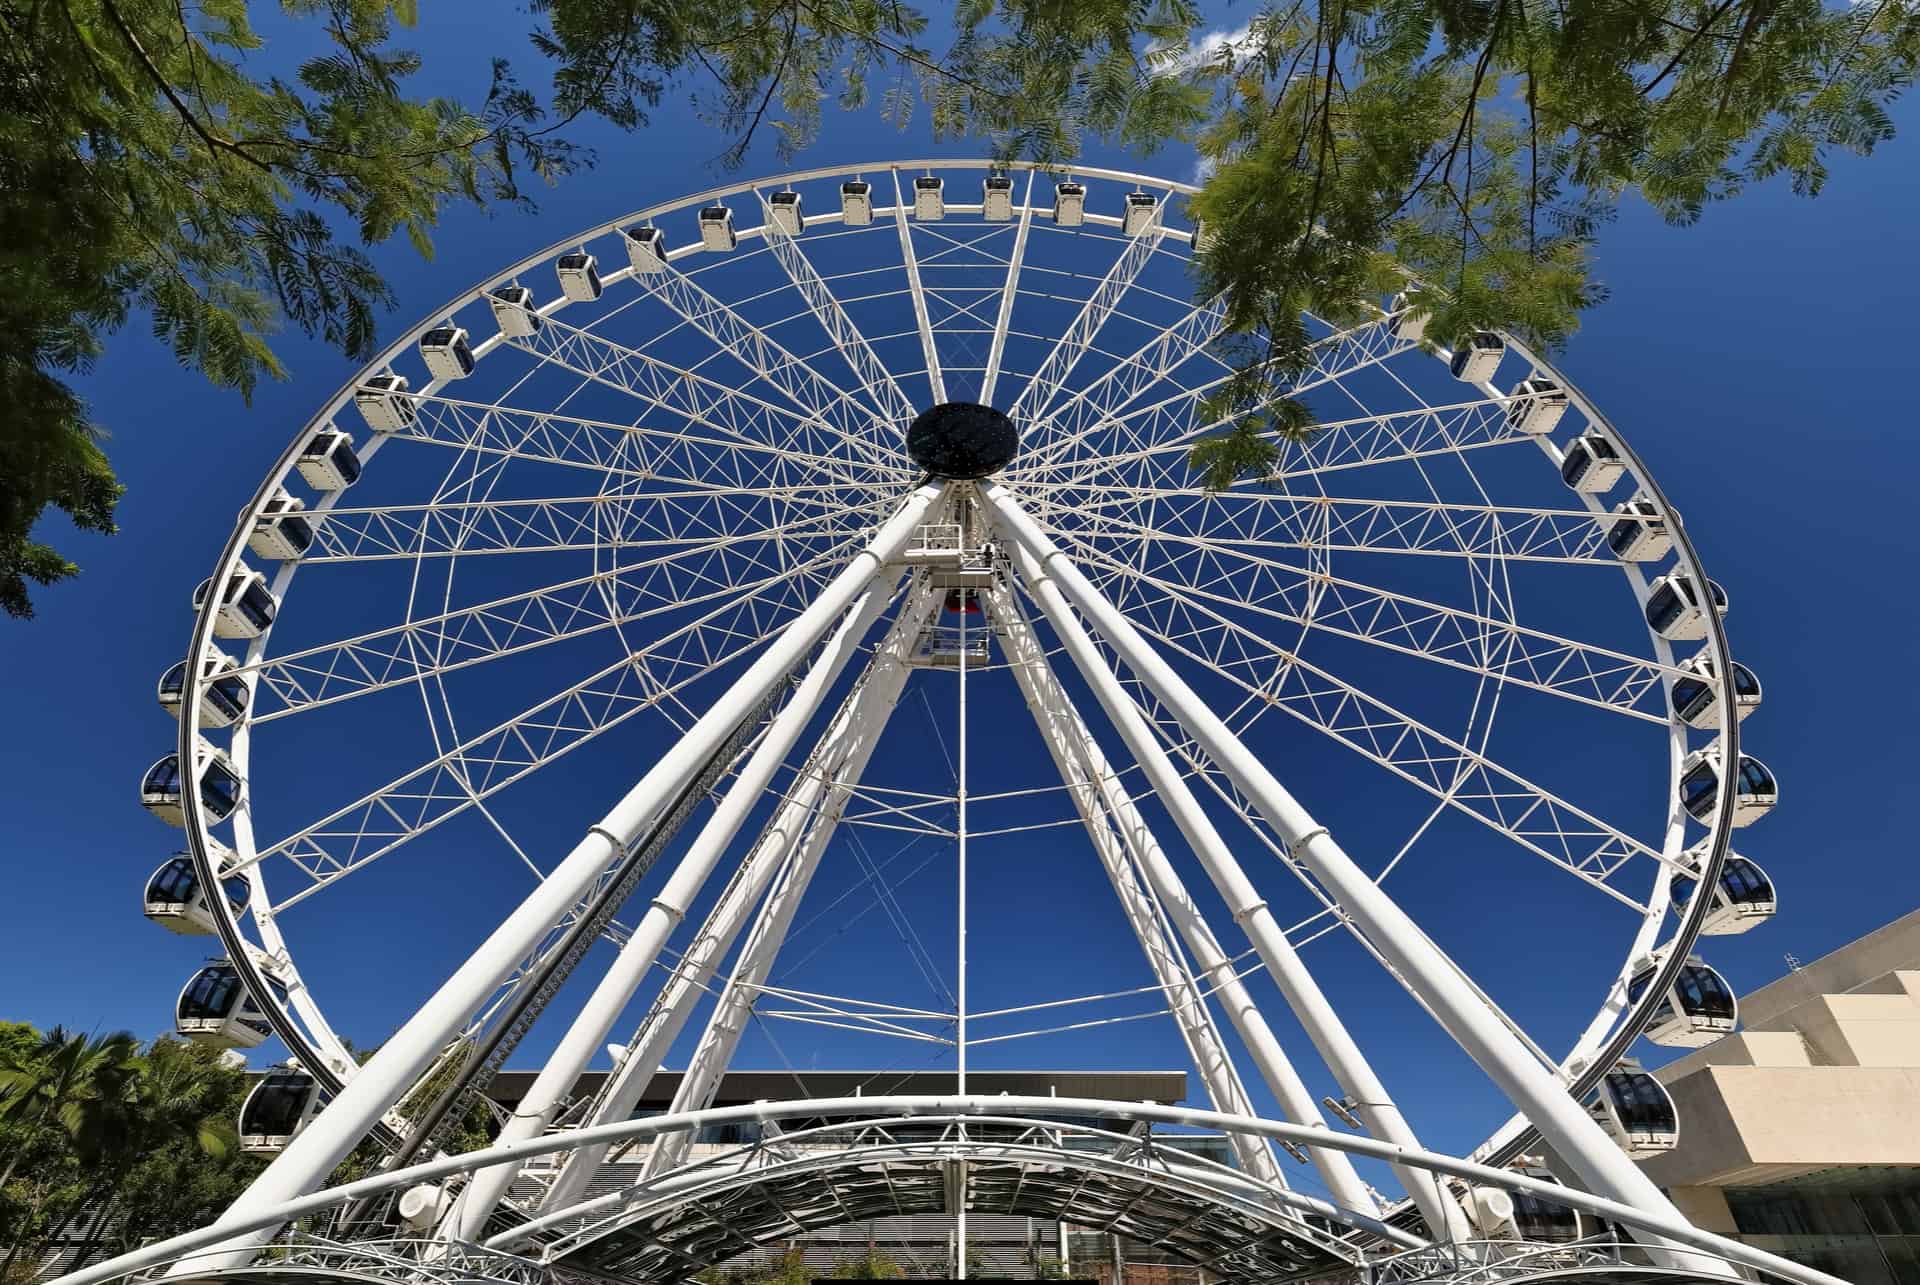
906, 402, 1019, 479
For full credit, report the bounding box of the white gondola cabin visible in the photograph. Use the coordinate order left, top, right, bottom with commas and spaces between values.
981, 175, 1014, 221
1644, 573, 1728, 641
193, 569, 278, 639
140, 739, 244, 827
420, 326, 475, 380
175, 961, 284, 1049
488, 286, 542, 338
144, 849, 247, 935
248, 489, 313, 561
1450, 332, 1504, 383
1606, 497, 1672, 562
768, 190, 804, 235
1629, 956, 1738, 1047
913, 175, 945, 221
295, 428, 360, 492
1670, 653, 1762, 730
623, 226, 666, 275
1672, 846, 1777, 935
158, 648, 248, 728
239, 1069, 328, 1154
840, 180, 873, 226
1122, 191, 1158, 235
1680, 746, 1777, 828
1561, 432, 1627, 494
1470, 1169, 1587, 1244
1507, 376, 1568, 435
1584, 1060, 1678, 1157
699, 206, 737, 251
1052, 181, 1086, 226
556, 252, 603, 302
1388, 288, 1426, 342
355, 374, 417, 433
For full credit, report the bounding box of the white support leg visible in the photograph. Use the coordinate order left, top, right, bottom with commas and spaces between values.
986, 484, 1730, 1273
641, 576, 939, 1176
439, 574, 905, 1241
988, 584, 1299, 1198
168, 484, 944, 1275
1001, 541, 1464, 1240
537, 582, 938, 1211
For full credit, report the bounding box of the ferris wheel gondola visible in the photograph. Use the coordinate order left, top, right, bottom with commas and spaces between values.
247, 489, 313, 562
158, 649, 248, 728
1674, 845, 1778, 935
192, 570, 277, 641
238, 1069, 329, 1154
354, 374, 417, 432
1606, 497, 1672, 562
295, 428, 360, 492
1585, 1060, 1679, 1157
1645, 573, 1729, 641
1506, 376, 1567, 435
144, 850, 249, 936
1628, 956, 1739, 1047
556, 252, 603, 303
140, 740, 243, 827
1671, 654, 1763, 729
1680, 745, 1778, 827
488, 286, 543, 337
175, 961, 285, 1049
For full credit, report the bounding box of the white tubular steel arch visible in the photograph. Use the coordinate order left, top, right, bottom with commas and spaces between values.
146, 158, 1765, 1285
48, 1098, 1840, 1285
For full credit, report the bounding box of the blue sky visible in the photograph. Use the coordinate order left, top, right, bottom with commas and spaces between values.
2, 3, 1917, 1206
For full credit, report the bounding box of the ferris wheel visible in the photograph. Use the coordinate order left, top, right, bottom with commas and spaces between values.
132, 158, 1787, 1280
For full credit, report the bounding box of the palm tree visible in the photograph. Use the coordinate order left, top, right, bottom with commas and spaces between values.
0, 1028, 139, 1191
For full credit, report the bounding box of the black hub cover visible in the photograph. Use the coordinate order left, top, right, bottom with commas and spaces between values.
906, 402, 1019, 479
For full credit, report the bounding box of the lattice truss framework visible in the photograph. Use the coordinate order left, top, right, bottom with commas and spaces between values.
155, 162, 1760, 1285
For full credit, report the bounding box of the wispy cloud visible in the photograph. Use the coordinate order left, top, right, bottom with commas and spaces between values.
1155, 22, 1253, 77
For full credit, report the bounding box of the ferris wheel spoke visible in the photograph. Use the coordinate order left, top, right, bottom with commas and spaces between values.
1052, 527, 1675, 719
243, 512, 876, 718
1024, 313, 1410, 484
891, 172, 947, 404
508, 312, 895, 486
381, 390, 902, 492
240, 559, 850, 908
978, 172, 1037, 406
1065, 564, 1663, 906
1008, 200, 1168, 444
300, 488, 894, 563
757, 195, 918, 427
628, 255, 899, 464
1020, 292, 1229, 468
1029, 485, 1621, 566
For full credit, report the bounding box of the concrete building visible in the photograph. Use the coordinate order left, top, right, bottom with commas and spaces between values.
1639, 909, 1920, 1284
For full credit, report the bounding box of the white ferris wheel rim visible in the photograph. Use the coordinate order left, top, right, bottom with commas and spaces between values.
165, 156, 1750, 1177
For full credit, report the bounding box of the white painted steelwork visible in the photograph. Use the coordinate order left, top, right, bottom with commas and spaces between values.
149, 159, 1769, 1285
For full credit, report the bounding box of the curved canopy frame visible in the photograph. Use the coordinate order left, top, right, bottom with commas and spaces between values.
48, 1097, 1843, 1285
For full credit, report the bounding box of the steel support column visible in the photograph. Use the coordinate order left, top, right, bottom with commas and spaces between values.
986, 483, 1729, 1273
167, 484, 944, 1275
1002, 543, 1461, 1239
987, 582, 1299, 1198
440, 573, 906, 1240
539, 582, 939, 1209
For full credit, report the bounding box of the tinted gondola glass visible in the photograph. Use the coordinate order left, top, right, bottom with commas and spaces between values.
1511, 1190, 1580, 1243
240, 1072, 315, 1137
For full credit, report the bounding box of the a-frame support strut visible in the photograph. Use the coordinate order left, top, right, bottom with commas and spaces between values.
540, 579, 941, 1207
986, 483, 1732, 1275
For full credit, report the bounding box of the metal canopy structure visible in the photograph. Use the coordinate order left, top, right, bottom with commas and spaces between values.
104, 159, 1802, 1285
